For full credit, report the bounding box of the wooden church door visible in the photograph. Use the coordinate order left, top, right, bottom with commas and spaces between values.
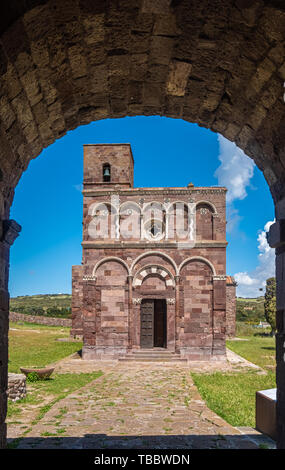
140, 299, 154, 348
140, 299, 167, 348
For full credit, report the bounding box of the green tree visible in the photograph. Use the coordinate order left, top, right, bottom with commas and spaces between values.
264, 277, 276, 335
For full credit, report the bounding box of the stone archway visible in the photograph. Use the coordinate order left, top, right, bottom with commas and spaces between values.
1, 0, 285, 448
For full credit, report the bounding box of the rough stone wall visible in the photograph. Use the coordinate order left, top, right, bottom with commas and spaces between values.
96, 262, 128, 332
82, 260, 129, 359
212, 278, 227, 357
7, 373, 26, 402
0, 240, 10, 449
179, 261, 214, 360
84, 144, 134, 189
82, 280, 129, 360
0, 0, 284, 205
82, 189, 227, 244
268, 218, 285, 449
79, 244, 228, 360
140, 276, 166, 290
9, 311, 72, 327
79, 247, 226, 360
76, 144, 228, 361
226, 280, 236, 338
0, 221, 21, 448
83, 246, 227, 278
195, 204, 214, 241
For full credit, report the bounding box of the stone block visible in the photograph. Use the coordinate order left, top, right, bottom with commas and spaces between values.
267, 221, 285, 249
7, 373, 26, 402
166, 61, 192, 97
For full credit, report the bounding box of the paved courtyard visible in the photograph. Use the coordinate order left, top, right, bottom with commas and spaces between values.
8, 356, 271, 449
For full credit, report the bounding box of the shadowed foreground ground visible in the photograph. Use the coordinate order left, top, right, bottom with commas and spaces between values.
8, 358, 275, 449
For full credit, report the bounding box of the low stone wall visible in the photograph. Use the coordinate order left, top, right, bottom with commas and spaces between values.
9, 311, 72, 327
7, 373, 26, 402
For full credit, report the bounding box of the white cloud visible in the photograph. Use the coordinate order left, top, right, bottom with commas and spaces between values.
234, 272, 258, 286
214, 136, 275, 296
234, 220, 275, 297
215, 135, 255, 203
215, 135, 255, 233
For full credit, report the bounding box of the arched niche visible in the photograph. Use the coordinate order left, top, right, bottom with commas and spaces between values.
195, 202, 215, 241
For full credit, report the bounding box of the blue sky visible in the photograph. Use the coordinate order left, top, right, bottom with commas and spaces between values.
9, 116, 275, 298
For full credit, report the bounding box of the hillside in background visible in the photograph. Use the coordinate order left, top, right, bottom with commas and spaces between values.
236, 296, 265, 323
10, 294, 72, 318
10, 294, 265, 323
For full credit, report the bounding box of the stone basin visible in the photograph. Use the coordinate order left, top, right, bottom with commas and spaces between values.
20, 367, 55, 379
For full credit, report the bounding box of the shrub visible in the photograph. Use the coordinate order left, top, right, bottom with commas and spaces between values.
264, 277, 276, 335
26, 372, 40, 382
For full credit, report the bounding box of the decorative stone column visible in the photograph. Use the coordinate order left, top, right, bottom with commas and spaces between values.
0, 219, 21, 449
140, 214, 144, 240
212, 275, 227, 358
114, 213, 120, 240
71, 265, 84, 337
127, 275, 133, 350
174, 275, 180, 352
165, 212, 169, 240
166, 298, 176, 350
268, 218, 285, 449
212, 213, 219, 240
81, 275, 97, 360
132, 298, 142, 348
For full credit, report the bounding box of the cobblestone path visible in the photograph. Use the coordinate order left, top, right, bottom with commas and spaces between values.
13, 363, 260, 449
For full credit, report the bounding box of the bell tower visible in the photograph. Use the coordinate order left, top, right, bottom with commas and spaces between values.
83, 144, 134, 190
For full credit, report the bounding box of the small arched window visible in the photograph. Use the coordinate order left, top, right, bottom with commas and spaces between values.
103, 163, 111, 182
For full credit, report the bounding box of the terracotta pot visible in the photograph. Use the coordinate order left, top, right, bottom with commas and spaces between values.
20, 367, 55, 379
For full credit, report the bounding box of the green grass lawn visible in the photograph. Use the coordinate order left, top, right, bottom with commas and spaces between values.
7, 372, 103, 421
227, 334, 275, 370
8, 321, 82, 373
191, 329, 276, 428
192, 371, 275, 427
7, 322, 103, 444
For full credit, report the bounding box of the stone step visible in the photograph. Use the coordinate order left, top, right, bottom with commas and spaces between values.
134, 348, 171, 351
127, 354, 176, 359
131, 351, 174, 356
118, 357, 187, 362
124, 356, 176, 360
119, 349, 187, 362
131, 349, 175, 354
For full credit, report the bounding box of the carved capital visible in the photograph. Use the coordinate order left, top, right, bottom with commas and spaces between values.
1, 219, 21, 246
166, 298, 175, 305
133, 298, 142, 305
213, 275, 227, 281
83, 275, 96, 281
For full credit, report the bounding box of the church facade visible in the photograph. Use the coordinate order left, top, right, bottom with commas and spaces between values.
71, 144, 236, 361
